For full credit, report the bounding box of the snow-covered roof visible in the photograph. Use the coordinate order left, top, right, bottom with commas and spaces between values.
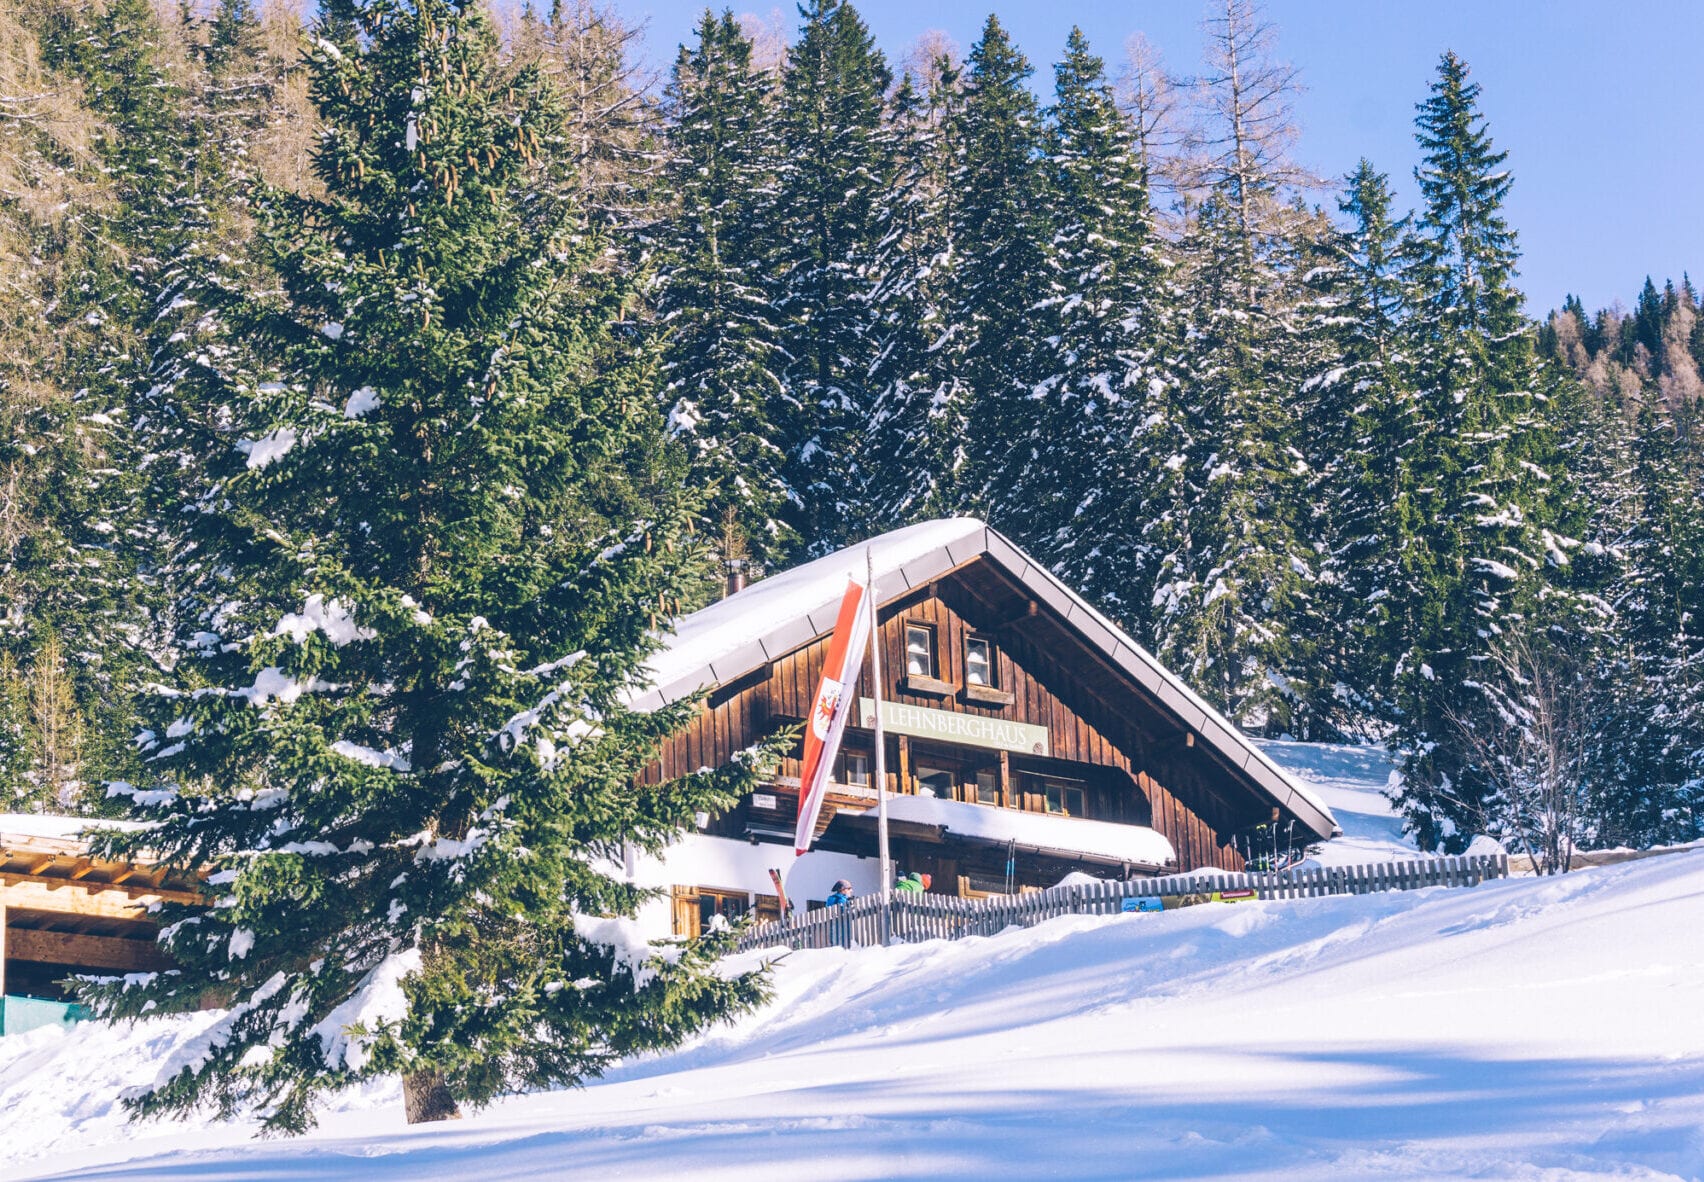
637, 519, 1337, 841
640, 518, 988, 702
0, 813, 150, 846
868, 794, 1176, 868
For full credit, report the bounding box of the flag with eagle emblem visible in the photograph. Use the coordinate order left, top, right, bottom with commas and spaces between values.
794, 578, 872, 854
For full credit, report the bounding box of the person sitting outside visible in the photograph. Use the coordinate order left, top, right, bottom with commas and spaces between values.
825, 879, 854, 907
894, 871, 932, 893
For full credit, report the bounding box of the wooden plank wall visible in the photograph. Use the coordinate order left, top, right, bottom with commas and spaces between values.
642, 575, 1266, 871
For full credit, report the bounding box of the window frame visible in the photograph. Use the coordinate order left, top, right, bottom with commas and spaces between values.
1019, 771, 1090, 819
671, 885, 752, 938
903, 621, 938, 680
832, 746, 872, 789
964, 635, 997, 689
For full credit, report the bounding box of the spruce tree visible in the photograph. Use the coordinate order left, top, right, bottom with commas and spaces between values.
1301, 161, 1423, 734
1149, 0, 1319, 734
86, 0, 774, 1132
1014, 28, 1173, 633
655, 10, 791, 568
858, 60, 964, 534
9, 0, 211, 811
1605, 390, 1704, 841
770, 0, 895, 554
1157, 190, 1318, 733
1390, 52, 1588, 848
942, 15, 1049, 517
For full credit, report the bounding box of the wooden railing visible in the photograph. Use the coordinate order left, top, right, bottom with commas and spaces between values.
730, 854, 1510, 954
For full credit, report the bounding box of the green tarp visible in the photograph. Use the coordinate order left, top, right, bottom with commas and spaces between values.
0, 994, 86, 1036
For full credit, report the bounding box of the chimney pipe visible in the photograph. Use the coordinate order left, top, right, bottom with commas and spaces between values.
724, 558, 747, 600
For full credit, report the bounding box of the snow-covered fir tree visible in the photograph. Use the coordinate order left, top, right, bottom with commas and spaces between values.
1299, 161, 1423, 735
770, 0, 896, 554
85, 0, 777, 1132
1148, 0, 1320, 735
655, 10, 792, 568
1157, 191, 1319, 734
940, 14, 1050, 517
1388, 51, 1591, 849
8, 0, 228, 809
857, 59, 964, 534
1012, 27, 1174, 634
1598, 388, 1704, 841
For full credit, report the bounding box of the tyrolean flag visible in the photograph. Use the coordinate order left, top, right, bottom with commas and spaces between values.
794, 578, 872, 855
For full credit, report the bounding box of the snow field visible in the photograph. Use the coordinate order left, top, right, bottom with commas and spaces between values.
5, 745, 1698, 1180
7, 846, 1704, 1180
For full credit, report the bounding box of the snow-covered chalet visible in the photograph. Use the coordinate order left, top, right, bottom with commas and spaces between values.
625, 519, 1337, 938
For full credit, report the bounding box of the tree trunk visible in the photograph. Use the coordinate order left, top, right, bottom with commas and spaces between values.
403, 1069, 461, 1124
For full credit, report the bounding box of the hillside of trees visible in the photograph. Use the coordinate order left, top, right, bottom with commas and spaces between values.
0, 0, 1698, 869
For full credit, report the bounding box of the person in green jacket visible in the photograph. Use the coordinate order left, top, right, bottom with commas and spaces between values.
895, 871, 932, 893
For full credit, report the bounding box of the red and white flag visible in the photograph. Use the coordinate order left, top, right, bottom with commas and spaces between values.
794, 578, 872, 855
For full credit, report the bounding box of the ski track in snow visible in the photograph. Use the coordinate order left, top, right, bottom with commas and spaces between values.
6, 746, 1704, 1181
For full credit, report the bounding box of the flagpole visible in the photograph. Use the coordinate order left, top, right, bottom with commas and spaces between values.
866, 547, 891, 912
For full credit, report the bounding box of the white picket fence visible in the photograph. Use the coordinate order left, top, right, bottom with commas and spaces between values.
732, 854, 1510, 954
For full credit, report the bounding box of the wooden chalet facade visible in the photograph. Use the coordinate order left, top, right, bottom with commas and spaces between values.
630, 520, 1337, 937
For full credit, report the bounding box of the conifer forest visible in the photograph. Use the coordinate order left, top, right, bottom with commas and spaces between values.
0, 0, 1699, 1125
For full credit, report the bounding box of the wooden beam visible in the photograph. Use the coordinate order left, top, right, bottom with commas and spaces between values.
0, 871, 202, 906
0, 879, 175, 919
5, 925, 172, 972
1, 900, 7, 999
987, 600, 1040, 632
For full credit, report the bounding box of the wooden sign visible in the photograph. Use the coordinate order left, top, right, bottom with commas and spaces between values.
857, 698, 1050, 756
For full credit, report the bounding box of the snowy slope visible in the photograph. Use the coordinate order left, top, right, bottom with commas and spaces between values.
9, 846, 1704, 1180
1259, 740, 1419, 864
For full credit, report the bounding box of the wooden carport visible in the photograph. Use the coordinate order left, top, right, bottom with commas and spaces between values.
1, 823, 200, 1014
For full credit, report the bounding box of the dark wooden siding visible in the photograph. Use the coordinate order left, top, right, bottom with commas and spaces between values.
641, 565, 1270, 871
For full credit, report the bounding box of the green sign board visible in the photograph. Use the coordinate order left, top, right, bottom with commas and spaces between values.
858, 698, 1050, 756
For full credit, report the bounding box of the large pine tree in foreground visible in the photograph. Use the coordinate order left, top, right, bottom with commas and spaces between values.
85, 0, 773, 1133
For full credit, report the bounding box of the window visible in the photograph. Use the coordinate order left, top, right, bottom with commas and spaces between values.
671, 886, 752, 937
964, 637, 995, 687
905, 622, 937, 678
833, 748, 871, 788
1020, 773, 1088, 818
910, 750, 1000, 803
915, 762, 956, 798
1044, 780, 1087, 818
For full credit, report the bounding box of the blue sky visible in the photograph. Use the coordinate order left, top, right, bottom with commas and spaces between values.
621, 0, 1703, 314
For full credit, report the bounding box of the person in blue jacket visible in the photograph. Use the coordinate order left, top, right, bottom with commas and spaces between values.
825, 879, 854, 907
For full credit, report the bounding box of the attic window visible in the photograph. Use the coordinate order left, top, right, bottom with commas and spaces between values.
965, 637, 995, 687
905, 623, 937, 678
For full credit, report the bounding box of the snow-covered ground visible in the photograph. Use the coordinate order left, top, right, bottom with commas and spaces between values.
1259, 739, 1416, 865
8, 745, 1702, 1181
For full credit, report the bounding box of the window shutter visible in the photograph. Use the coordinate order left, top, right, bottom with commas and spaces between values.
671, 886, 700, 938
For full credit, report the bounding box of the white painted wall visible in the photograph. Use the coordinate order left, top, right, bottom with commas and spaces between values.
625, 834, 884, 939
